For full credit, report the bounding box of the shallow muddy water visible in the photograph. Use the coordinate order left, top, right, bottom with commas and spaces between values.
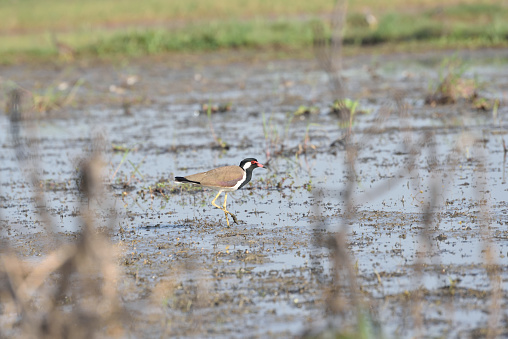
1, 49, 508, 338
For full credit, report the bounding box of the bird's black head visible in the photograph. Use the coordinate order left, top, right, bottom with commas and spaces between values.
239, 158, 264, 171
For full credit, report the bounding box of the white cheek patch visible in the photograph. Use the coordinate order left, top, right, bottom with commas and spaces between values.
242, 162, 252, 170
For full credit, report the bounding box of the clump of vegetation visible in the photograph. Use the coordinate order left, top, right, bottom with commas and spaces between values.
199, 102, 232, 114
329, 98, 365, 117
425, 57, 499, 111
425, 74, 476, 105
293, 105, 320, 119
425, 58, 477, 106
472, 97, 499, 112
33, 79, 84, 113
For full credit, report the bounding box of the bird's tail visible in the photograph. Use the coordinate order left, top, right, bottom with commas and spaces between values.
175, 177, 200, 184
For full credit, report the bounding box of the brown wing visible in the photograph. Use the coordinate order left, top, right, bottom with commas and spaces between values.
185, 165, 244, 188
182, 171, 207, 183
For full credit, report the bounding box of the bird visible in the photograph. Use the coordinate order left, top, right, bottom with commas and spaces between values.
175, 158, 265, 226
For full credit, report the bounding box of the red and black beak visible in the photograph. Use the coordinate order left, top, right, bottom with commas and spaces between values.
252, 160, 265, 168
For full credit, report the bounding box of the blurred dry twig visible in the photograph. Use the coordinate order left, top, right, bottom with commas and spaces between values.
0, 88, 124, 339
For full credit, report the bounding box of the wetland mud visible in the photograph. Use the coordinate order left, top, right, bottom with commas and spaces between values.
1, 49, 508, 338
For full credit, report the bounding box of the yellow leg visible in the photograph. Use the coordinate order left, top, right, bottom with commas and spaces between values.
222, 193, 238, 226
211, 190, 230, 226
211, 190, 223, 210
223, 193, 229, 213
223, 193, 230, 226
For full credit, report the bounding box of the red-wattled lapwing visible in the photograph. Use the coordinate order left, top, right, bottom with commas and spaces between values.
175, 158, 265, 226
